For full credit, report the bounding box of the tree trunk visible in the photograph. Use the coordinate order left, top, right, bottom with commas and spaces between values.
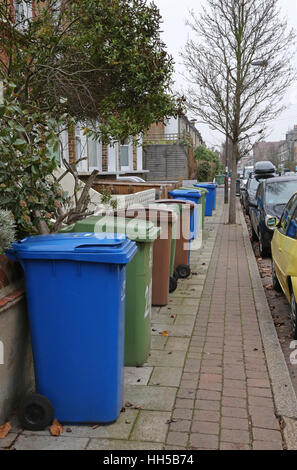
228, 141, 238, 224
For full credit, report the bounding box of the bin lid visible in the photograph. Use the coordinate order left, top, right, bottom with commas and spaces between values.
150, 199, 197, 214
169, 189, 202, 199
115, 206, 177, 224
182, 186, 209, 195
182, 186, 209, 193
194, 183, 216, 190
61, 216, 160, 242
8, 233, 137, 264
154, 199, 196, 207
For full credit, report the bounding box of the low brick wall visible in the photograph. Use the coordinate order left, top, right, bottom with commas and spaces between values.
0, 258, 34, 423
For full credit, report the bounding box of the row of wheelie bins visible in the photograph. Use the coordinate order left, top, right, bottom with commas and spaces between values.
6, 185, 217, 428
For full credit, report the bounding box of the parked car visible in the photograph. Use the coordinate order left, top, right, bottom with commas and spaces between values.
271, 191, 297, 338
241, 165, 254, 187
241, 176, 260, 214
254, 160, 276, 175
241, 162, 277, 214
249, 176, 297, 256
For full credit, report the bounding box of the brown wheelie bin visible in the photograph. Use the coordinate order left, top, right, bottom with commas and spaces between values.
151, 199, 196, 279
115, 206, 177, 306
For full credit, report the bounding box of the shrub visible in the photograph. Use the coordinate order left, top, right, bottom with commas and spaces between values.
0, 210, 15, 254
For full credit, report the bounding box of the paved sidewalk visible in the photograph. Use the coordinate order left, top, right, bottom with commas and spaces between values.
2, 190, 289, 450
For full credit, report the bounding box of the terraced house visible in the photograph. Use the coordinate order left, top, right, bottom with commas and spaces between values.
4, 1, 145, 180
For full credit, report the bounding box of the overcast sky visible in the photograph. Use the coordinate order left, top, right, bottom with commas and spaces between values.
153, 0, 297, 149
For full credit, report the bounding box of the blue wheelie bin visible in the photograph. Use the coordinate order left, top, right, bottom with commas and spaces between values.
194, 183, 217, 213
7, 233, 137, 426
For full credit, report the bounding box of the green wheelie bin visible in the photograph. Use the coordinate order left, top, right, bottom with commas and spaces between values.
215, 175, 225, 186
61, 215, 160, 367
178, 186, 208, 229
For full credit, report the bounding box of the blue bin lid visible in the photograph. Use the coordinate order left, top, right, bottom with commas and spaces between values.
169, 189, 201, 199
194, 183, 217, 189
7, 233, 137, 264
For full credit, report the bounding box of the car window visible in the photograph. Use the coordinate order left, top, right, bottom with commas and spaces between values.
249, 179, 259, 191
279, 194, 297, 235
266, 180, 297, 205
256, 184, 263, 208
287, 205, 297, 239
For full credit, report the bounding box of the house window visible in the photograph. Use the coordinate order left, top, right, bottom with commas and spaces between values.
75, 135, 82, 162
88, 137, 102, 171
75, 124, 88, 171
13, 0, 32, 24
120, 138, 130, 169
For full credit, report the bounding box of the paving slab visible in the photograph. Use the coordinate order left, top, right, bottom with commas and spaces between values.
124, 367, 153, 386
145, 350, 186, 367
13, 435, 89, 450
124, 385, 177, 411
130, 410, 171, 442
87, 439, 163, 450
149, 367, 183, 387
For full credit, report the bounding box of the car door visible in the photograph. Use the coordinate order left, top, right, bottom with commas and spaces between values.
252, 183, 263, 237
249, 185, 258, 231
273, 195, 297, 296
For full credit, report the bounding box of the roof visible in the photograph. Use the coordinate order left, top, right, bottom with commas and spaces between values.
262, 175, 297, 184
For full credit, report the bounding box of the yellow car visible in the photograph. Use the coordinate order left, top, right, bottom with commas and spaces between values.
271, 191, 297, 338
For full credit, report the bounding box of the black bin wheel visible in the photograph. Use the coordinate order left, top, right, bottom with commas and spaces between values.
173, 270, 179, 280
18, 393, 54, 431
176, 264, 191, 279
169, 276, 178, 293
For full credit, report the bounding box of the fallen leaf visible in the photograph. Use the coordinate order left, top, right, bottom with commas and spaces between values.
92, 424, 99, 430
125, 420, 131, 424
49, 418, 63, 436
161, 331, 169, 337
121, 407, 126, 413
265, 284, 273, 290
134, 405, 141, 409
66, 428, 72, 433
125, 401, 133, 408
0, 422, 11, 439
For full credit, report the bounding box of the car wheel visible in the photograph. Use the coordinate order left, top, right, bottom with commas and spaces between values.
259, 231, 269, 257
291, 292, 297, 340
271, 261, 282, 292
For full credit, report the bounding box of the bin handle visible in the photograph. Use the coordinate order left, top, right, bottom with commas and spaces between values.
74, 243, 120, 251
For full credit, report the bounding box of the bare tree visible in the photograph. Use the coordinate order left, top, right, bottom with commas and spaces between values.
182, 0, 296, 223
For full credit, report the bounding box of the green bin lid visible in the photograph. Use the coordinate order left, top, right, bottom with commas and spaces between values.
61, 215, 160, 242
180, 186, 209, 194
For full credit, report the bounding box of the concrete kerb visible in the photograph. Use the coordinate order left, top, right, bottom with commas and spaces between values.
239, 208, 297, 449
